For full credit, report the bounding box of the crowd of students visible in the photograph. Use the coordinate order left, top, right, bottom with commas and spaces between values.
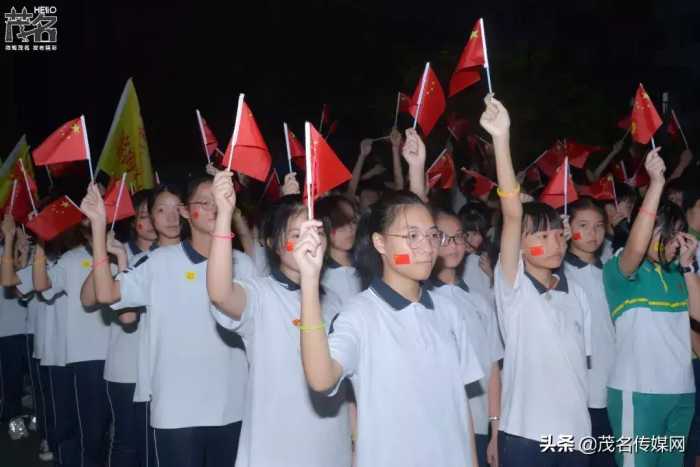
0, 95, 699, 467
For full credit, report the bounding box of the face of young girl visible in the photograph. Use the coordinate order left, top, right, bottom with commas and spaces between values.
152, 191, 182, 240
184, 182, 217, 234
436, 214, 466, 269
330, 201, 358, 252
278, 210, 327, 273
646, 222, 684, 264
521, 224, 566, 270
464, 230, 483, 254
135, 201, 157, 242
378, 204, 438, 281
570, 208, 605, 254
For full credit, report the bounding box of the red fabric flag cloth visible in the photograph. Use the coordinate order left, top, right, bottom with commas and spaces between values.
326, 120, 339, 137
261, 170, 282, 202
446, 113, 471, 141
408, 64, 446, 136
398, 92, 412, 113
47, 161, 83, 178
461, 168, 496, 197
426, 150, 456, 189
610, 161, 628, 182
448, 19, 486, 97
580, 175, 615, 201
536, 144, 566, 178
667, 116, 680, 142
539, 161, 578, 209
200, 116, 219, 157
32, 117, 89, 166
26, 196, 83, 242
526, 166, 542, 185
630, 84, 662, 145
563, 140, 604, 169
427, 173, 443, 189
3, 180, 34, 224
302, 124, 352, 202
286, 128, 306, 170
104, 177, 136, 223
617, 113, 631, 130
625, 163, 650, 188
223, 100, 272, 182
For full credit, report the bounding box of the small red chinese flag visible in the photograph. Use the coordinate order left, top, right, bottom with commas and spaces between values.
580, 175, 615, 201
261, 170, 282, 202
32, 116, 89, 166
625, 163, 650, 188
610, 161, 628, 182
223, 98, 272, 182
630, 84, 662, 145
104, 177, 136, 223
461, 168, 496, 197
4, 180, 34, 224
667, 116, 680, 142
26, 196, 84, 242
448, 19, 486, 97
446, 113, 471, 141
409, 64, 446, 136
539, 160, 578, 209
197, 112, 219, 157
426, 150, 456, 189
526, 166, 542, 185
536, 144, 566, 178
302, 124, 352, 201
563, 140, 604, 169
286, 127, 306, 170
398, 92, 412, 113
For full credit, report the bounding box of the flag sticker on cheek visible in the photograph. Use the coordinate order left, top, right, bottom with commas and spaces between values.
137, 222, 143, 230
393, 254, 411, 265
192, 210, 200, 220
529, 246, 545, 257
286, 241, 295, 252
572, 232, 582, 241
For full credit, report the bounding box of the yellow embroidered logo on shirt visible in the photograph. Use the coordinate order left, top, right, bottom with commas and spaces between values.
81, 259, 92, 269
185, 271, 197, 281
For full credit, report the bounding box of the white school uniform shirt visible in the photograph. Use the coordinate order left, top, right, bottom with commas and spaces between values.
329, 278, 484, 467
112, 241, 248, 429
47, 246, 112, 364
495, 257, 592, 447
211, 269, 351, 467
462, 253, 494, 304
16, 265, 48, 358
31, 259, 68, 367
564, 252, 615, 409
601, 238, 614, 264
321, 257, 362, 301
0, 246, 28, 338
429, 278, 504, 435
252, 241, 269, 276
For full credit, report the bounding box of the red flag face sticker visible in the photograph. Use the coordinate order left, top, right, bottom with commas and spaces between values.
572, 232, 582, 241
192, 210, 200, 220
393, 253, 411, 265
529, 246, 545, 257
286, 241, 295, 252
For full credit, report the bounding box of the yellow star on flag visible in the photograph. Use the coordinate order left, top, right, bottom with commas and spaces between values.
71, 123, 81, 133
470, 29, 479, 40
630, 121, 637, 134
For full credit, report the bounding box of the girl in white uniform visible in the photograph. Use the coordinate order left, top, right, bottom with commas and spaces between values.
207, 174, 351, 467
80, 177, 250, 467
563, 197, 616, 467
459, 206, 495, 305
295, 137, 484, 467
431, 209, 503, 467
485, 95, 592, 467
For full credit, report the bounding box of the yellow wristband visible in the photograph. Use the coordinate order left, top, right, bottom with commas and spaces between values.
298, 322, 326, 332
496, 184, 521, 198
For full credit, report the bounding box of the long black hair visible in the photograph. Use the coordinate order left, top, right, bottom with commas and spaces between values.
353, 190, 428, 290
636, 199, 687, 269
522, 202, 563, 235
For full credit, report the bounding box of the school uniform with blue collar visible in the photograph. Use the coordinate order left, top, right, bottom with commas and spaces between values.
111, 241, 249, 467
428, 277, 504, 467
494, 257, 592, 467
211, 267, 351, 467
321, 257, 362, 300
328, 278, 484, 467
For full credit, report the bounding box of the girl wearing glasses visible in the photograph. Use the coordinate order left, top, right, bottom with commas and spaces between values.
207, 178, 351, 467
79, 176, 252, 467
291, 130, 483, 467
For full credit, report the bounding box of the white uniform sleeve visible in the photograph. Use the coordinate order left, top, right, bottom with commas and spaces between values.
232, 250, 258, 281
328, 308, 361, 395
210, 278, 259, 338
111, 257, 151, 310
484, 299, 505, 363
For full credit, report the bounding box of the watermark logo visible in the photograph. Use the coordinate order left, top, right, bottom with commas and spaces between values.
4, 6, 58, 52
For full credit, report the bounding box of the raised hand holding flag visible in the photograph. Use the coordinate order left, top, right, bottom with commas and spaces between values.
630, 83, 662, 147
449, 18, 492, 96
409, 63, 446, 136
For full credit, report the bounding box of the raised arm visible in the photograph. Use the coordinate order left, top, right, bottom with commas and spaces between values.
32, 241, 51, 293
80, 183, 122, 304
668, 149, 694, 181
588, 138, 625, 182
402, 128, 427, 202
232, 208, 255, 258
678, 233, 700, 322
296, 219, 343, 392
207, 171, 247, 319
346, 139, 372, 198
1, 214, 20, 287
480, 95, 519, 286
390, 128, 405, 191
618, 149, 665, 277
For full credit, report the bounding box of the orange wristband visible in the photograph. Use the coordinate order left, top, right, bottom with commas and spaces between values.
92, 257, 110, 269
638, 207, 656, 219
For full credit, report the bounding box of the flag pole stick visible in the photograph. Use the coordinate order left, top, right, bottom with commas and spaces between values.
393, 92, 401, 128
18, 159, 37, 214
671, 109, 690, 149
45, 166, 54, 189
651, 137, 656, 150
319, 106, 325, 134
563, 157, 569, 217
227, 94, 245, 172
283, 122, 293, 174
80, 115, 94, 185
110, 172, 128, 232
9, 180, 17, 214
522, 150, 548, 173
611, 176, 618, 209
479, 18, 493, 94
155, 171, 161, 186
195, 109, 211, 164
304, 122, 314, 220
413, 62, 430, 130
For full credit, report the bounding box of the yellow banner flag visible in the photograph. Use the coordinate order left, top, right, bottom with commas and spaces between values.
97, 78, 154, 190
0, 135, 34, 207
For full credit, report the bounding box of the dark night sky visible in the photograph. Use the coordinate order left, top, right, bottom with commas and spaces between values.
3, 0, 700, 184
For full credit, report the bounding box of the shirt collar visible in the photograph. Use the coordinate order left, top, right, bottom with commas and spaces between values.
370, 277, 434, 311
270, 267, 300, 291
326, 257, 342, 269
564, 251, 602, 270
524, 268, 569, 295
182, 240, 207, 265
427, 277, 470, 293
128, 240, 142, 256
